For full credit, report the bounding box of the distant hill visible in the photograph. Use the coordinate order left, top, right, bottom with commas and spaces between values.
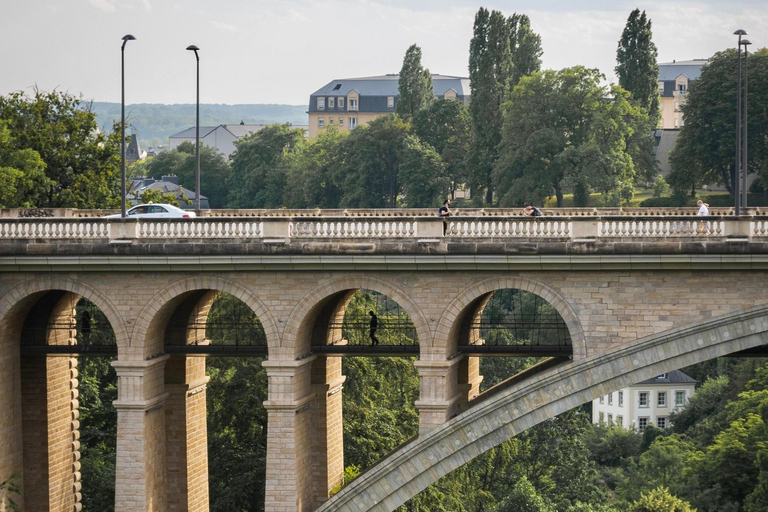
90, 102, 308, 147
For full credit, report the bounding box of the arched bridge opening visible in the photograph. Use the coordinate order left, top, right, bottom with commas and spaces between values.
8, 291, 118, 512
318, 305, 768, 512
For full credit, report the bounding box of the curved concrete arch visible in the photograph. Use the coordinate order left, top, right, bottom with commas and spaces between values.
434, 275, 586, 359
132, 276, 279, 356
282, 275, 431, 358
319, 305, 768, 512
0, 276, 129, 352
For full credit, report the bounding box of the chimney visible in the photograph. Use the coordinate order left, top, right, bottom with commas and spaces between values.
162, 175, 180, 185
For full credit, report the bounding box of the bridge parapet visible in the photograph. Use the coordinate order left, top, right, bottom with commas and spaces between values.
1, 214, 766, 244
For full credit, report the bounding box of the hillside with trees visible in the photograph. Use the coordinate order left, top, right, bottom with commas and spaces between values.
90, 102, 308, 148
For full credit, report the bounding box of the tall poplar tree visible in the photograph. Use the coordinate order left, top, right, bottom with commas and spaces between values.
616, 9, 660, 123
508, 13, 543, 87
395, 44, 434, 119
468, 8, 513, 205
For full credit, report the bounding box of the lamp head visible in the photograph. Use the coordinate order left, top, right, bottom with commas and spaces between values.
741, 39, 752, 47
186, 45, 200, 60
121, 34, 136, 50
734, 29, 748, 36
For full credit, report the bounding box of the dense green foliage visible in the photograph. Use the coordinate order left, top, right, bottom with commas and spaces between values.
0, 90, 121, 208
494, 67, 645, 207
75, 300, 118, 512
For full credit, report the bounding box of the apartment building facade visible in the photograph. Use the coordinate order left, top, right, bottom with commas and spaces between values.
307, 74, 470, 138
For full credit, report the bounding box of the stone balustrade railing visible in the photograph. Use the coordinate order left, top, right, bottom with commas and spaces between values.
0, 214, 766, 242
4, 206, 768, 219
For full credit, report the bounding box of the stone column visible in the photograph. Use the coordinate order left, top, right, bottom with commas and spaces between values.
413, 356, 464, 433
263, 356, 318, 512
112, 355, 170, 512
164, 355, 210, 512
311, 356, 346, 507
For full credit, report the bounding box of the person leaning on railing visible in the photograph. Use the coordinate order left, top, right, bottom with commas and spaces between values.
523, 204, 543, 217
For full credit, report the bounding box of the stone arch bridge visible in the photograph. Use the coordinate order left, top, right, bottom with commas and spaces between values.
0, 208, 767, 512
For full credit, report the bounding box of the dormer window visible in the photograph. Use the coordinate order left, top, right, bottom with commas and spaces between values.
333, 83, 342, 91
317, 98, 325, 110
657, 374, 667, 379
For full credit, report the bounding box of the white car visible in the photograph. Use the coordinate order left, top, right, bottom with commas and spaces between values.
105, 204, 196, 219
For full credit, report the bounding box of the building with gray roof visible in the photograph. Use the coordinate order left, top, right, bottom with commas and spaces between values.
308, 74, 471, 137
593, 369, 697, 430
658, 59, 708, 130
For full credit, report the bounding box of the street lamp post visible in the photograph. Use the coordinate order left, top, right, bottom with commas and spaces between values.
121, 34, 136, 218
186, 45, 201, 211
741, 38, 752, 209
733, 29, 747, 216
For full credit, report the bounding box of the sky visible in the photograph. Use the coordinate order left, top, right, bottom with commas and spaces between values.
1, 0, 766, 106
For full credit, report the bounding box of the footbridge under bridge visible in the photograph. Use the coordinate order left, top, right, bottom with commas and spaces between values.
0, 207, 767, 512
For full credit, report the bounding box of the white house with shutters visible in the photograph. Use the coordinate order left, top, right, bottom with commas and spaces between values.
592, 370, 696, 430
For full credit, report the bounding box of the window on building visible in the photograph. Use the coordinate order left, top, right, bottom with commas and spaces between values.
338, 117, 344, 127
618, 391, 624, 407
608, 393, 613, 405
329, 118, 334, 125
607, 414, 613, 425
350, 117, 357, 129
658, 82, 664, 93
387, 96, 394, 109
678, 84, 686, 94
657, 417, 667, 429
638, 417, 649, 430
657, 374, 667, 379
674, 102, 680, 112
318, 118, 324, 128
675, 391, 686, 407
599, 412, 604, 424
658, 392, 667, 407
599, 395, 604, 404
617, 415, 623, 427
328, 97, 335, 109
639, 392, 649, 407
338, 97, 344, 109
333, 83, 342, 91
349, 99, 358, 111
317, 97, 325, 110
675, 118, 680, 128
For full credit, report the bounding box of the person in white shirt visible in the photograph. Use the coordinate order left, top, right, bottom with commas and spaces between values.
697, 200, 710, 234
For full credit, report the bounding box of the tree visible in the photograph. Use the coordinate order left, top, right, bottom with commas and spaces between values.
396, 44, 434, 119
0, 121, 51, 208
284, 127, 347, 209
494, 67, 644, 207
468, 8, 513, 205
0, 89, 121, 208
508, 13, 543, 87
227, 124, 305, 208
668, 49, 768, 197
145, 141, 231, 208
334, 115, 449, 208
412, 99, 471, 199
627, 487, 696, 512
616, 9, 660, 123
